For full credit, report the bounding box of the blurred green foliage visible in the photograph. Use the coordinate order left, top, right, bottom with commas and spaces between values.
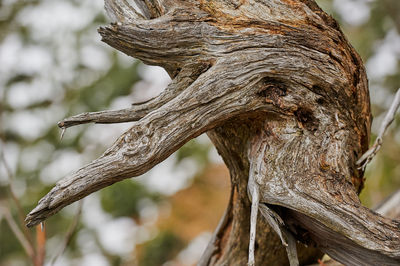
0, 219, 24, 261
100, 180, 162, 219
176, 138, 211, 167
139, 231, 185, 266
65, 58, 140, 113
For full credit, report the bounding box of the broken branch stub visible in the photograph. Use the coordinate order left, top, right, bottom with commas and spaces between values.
26, 0, 400, 265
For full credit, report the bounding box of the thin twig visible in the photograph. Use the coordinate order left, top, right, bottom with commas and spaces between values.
248, 182, 259, 266
50, 200, 83, 266
57, 105, 151, 129
0, 205, 35, 259
35, 223, 46, 266
56, 81, 180, 129
60, 127, 66, 140
0, 144, 34, 246
357, 88, 400, 169
0, 59, 37, 262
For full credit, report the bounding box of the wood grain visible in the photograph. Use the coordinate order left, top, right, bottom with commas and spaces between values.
26, 1, 399, 265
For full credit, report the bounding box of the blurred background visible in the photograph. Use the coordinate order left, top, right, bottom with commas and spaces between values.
0, 0, 399, 265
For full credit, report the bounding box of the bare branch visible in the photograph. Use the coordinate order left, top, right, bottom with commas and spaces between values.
57, 65, 207, 129
25, 61, 274, 227
35, 223, 46, 266
97, 5, 217, 71
0, 205, 35, 259
245, 112, 400, 264
26, 0, 400, 264
0, 143, 34, 246
308, 189, 400, 266
357, 88, 400, 169
50, 200, 83, 266
58, 103, 158, 129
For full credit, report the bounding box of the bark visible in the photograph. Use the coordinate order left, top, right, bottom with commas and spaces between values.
25, 1, 400, 265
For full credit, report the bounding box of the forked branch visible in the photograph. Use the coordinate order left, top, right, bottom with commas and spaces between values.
357, 88, 400, 169
58, 65, 204, 129
25, 61, 272, 227
26, 0, 400, 265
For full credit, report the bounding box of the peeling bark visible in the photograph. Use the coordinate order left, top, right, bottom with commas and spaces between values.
26, 1, 400, 265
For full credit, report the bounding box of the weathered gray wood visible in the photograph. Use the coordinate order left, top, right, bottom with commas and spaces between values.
26, 59, 275, 226
26, 1, 400, 265
357, 88, 400, 169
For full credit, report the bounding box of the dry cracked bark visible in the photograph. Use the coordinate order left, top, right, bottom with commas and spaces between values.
26, 1, 400, 265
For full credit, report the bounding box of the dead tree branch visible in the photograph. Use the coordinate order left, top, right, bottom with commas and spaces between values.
357, 88, 400, 169
1, 205, 35, 260
26, 1, 400, 265
50, 200, 83, 266
0, 145, 34, 246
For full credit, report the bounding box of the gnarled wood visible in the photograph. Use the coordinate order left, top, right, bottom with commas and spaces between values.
26, 1, 400, 265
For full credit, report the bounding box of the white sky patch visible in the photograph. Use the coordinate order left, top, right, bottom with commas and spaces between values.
197, 134, 224, 165
370, 88, 400, 136
20, 141, 54, 173
139, 65, 171, 85
117, 52, 137, 68
0, 34, 23, 76
80, 24, 106, 45
138, 198, 159, 225
17, 0, 96, 40
81, 194, 112, 230
7, 79, 54, 109
2, 0, 19, 6
5, 110, 47, 141
80, 194, 146, 258
45, 235, 71, 266
7, 83, 35, 109
77, 253, 109, 266
40, 149, 85, 184
176, 232, 212, 266
109, 96, 136, 110
369, 84, 392, 107
0, 142, 19, 185
52, 35, 80, 83
81, 123, 133, 152
371, 111, 387, 137
97, 217, 136, 256
16, 45, 53, 75
366, 29, 400, 81
5, 104, 65, 141
208, 145, 224, 164
132, 65, 171, 103
76, 229, 102, 255
80, 44, 112, 71
11, 178, 27, 198
138, 155, 199, 196
333, 0, 372, 26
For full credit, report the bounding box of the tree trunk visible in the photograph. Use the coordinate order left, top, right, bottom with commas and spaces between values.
25, 1, 400, 265
201, 122, 323, 265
